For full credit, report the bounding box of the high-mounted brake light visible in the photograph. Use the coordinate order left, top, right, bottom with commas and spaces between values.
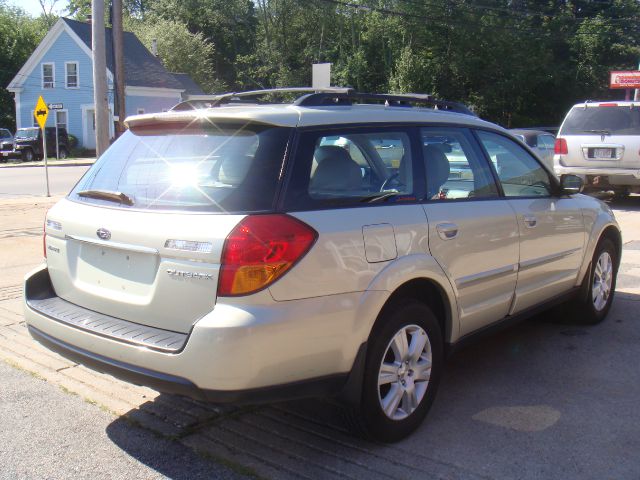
554, 138, 568, 155
218, 214, 318, 296
598, 103, 618, 107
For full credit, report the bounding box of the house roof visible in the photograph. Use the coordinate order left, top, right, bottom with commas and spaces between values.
170, 73, 205, 95
61, 18, 183, 90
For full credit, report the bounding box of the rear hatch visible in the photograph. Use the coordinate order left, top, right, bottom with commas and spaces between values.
45, 118, 292, 334
557, 103, 640, 169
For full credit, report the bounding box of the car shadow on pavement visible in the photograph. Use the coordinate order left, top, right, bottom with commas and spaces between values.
105, 292, 640, 480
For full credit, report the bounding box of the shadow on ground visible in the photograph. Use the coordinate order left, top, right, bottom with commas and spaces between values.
105, 289, 640, 480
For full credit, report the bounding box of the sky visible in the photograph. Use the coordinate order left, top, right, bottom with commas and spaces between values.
7, 0, 70, 17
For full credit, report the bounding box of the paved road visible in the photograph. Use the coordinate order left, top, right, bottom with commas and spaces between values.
1, 195, 640, 479
0, 165, 88, 198
0, 360, 246, 480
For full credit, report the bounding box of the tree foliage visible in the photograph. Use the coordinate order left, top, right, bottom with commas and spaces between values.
3, 0, 640, 128
124, 16, 224, 92
0, 1, 47, 129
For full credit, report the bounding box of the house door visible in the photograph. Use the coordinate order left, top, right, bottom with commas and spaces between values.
84, 109, 96, 149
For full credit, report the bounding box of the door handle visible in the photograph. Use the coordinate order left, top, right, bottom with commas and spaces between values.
436, 222, 459, 240
523, 214, 537, 228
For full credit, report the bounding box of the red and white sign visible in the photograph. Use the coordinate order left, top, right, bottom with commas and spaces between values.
610, 71, 640, 89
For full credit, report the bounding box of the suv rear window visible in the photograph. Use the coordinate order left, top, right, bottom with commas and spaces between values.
70, 123, 291, 213
560, 105, 640, 135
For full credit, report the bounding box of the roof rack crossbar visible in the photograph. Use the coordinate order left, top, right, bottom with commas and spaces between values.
294, 92, 474, 115
170, 87, 475, 116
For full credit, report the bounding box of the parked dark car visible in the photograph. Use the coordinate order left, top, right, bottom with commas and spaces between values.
14, 127, 69, 162
0, 128, 16, 162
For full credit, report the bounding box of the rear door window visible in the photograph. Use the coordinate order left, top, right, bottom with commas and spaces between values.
560, 105, 640, 135
70, 124, 291, 213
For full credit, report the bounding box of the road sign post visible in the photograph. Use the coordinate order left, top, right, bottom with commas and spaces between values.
47, 103, 63, 160
34, 96, 50, 197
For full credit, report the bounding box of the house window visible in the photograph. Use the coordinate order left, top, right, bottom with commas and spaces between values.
65, 62, 78, 88
56, 111, 67, 131
137, 108, 145, 115
42, 63, 54, 88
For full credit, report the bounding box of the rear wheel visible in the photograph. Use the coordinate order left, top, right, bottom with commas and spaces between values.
346, 300, 443, 442
58, 147, 69, 159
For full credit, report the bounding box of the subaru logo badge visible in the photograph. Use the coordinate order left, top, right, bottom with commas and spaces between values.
96, 228, 111, 240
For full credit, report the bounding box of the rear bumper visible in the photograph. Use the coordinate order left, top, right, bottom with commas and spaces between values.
23, 265, 370, 403
0, 150, 18, 160
554, 165, 640, 186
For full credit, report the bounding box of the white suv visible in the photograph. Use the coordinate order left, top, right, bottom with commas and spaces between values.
554, 101, 640, 195
24, 89, 621, 442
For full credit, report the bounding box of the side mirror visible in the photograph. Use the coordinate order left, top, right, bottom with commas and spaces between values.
560, 174, 584, 194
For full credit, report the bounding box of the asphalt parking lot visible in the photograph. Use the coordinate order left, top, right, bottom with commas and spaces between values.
1, 195, 639, 479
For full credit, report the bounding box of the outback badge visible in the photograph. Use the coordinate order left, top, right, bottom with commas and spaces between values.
96, 228, 111, 240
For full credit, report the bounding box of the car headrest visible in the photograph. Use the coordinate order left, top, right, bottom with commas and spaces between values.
310, 146, 362, 193
424, 145, 450, 198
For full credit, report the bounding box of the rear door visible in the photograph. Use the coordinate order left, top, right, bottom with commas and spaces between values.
420, 127, 519, 336
476, 130, 585, 313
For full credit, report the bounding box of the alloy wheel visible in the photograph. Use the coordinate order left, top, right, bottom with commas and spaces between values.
593, 251, 613, 312
377, 324, 432, 420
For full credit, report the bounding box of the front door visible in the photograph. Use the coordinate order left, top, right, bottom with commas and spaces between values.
420, 127, 520, 336
84, 108, 96, 149
476, 130, 585, 314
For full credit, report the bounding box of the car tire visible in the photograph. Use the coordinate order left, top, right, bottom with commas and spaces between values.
569, 238, 617, 325
59, 147, 69, 159
21, 149, 34, 162
345, 300, 443, 442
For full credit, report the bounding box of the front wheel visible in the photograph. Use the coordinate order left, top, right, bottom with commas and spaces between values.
570, 238, 617, 325
347, 300, 443, 442
21, 149, 34, 162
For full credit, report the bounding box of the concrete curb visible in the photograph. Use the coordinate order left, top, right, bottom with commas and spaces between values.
0, 159, 95, 169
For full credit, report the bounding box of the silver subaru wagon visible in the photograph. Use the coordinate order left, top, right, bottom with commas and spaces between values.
24, 88, 621, 442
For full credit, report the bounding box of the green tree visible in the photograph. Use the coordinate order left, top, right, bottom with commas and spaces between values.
0, 1, 46, 129
125, 16, 224, 92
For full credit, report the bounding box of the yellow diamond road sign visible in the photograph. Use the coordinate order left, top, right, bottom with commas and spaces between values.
34, 96, 48, 129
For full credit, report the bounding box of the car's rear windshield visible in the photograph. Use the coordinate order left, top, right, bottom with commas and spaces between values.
70, 122, 291, 213
15, 128, 39, 139
560, 105, 640, 135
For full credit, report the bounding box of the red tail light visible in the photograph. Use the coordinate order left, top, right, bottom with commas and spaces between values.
218, 214, 318, 296
598, 103, 618, 107
554, 138, 568, 155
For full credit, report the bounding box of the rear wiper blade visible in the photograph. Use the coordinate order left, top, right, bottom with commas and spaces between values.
77, 189, 134, 206
360, 192, 398, 203
583, 129, 611, 135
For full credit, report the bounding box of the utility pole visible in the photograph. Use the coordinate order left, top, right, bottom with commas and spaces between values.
92, 0, 110, 156
635, 61, 640, 102
112, 0, 126, 135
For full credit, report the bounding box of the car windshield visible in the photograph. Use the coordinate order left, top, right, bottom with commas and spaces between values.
0, 130, 11, 139
70, 122, 291, 213
560, 105, 640, 135
15, 128, 39, 139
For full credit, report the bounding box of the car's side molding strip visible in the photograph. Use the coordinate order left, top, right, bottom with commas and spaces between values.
456, 264, 518, 289
519, 247, 582, 271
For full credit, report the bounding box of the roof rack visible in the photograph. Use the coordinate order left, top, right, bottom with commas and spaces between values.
171, 87, 475, 116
